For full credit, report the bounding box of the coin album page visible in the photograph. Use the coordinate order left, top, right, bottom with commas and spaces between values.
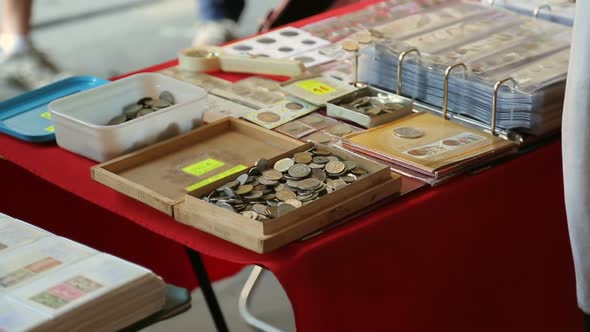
0, 237, 98, 292
8, 253, 156, 316
0, 215, 50, 254
343, 112, 514, 175
0, 296, 51, 332
358, 1, 572, 135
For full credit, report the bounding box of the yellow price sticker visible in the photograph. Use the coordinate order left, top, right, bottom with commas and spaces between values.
182, 158, 225, 177
40, 111, 52, 120
296, 79, 336, 96
44, 125, 55, 133
185, 165, 248, 192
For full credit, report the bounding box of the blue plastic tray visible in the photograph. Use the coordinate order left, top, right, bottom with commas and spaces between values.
0, 76, 109, 143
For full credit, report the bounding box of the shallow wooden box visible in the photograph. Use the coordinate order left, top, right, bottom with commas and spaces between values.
91, 118, 303, 216
177, 143, 401, 253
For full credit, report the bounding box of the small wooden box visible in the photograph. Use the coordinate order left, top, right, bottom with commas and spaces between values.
92, 117, 402, 253
183, 143, 393, 236
175, 173, 400, 253
91, 118, 303, 215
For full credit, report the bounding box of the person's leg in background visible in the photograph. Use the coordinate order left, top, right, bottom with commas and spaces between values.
0, 0, 66, 90
192, 0, 245, 46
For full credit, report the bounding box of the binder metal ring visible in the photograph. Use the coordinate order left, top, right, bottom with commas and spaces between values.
442, 63, 467, 120
397, 48, 420, 95
491, 77, 516, 135
533, 4, 551, 17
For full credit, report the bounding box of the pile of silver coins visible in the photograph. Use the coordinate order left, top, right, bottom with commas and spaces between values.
202, 147, 368, 222
341, 94, 405, 117
107, 91, 176, 125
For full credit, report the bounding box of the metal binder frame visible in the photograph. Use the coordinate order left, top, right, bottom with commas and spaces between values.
391, 53, 524, 143
491, 77, 516, 136
397, 47, 420, 95
533, 4, 551, 17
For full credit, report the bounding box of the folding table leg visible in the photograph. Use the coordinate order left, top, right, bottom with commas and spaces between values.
185, 247, 229, 332
238, 266, 283, 332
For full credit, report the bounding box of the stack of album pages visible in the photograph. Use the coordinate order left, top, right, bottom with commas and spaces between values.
481, 0, 575, 26
358, 1, 571, 135
0, 213, 166, 332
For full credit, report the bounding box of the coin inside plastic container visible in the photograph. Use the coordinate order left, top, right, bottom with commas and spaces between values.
123, 104, 143, 118
393, 127, 424, 139
159, 91, 175, 104
107, 114, 127, 126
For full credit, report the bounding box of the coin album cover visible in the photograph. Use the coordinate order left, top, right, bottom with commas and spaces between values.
343, 112, 514, 175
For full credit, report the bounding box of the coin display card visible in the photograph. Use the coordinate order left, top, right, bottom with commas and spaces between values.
342, 112, 515, 176
223, 26, 330, 59
92, 118, 303, 216
157, 67, 232, 91
205, 94, 255, 122
243, 97, 319, 129
298, 113, 339, 130
303, 122, 364, 146
177, 142, 401, 252
0, 216, 49, 255
211, 81, 288, 109
289, 48, 338, 69
274, 120, 317, 139
281, 75, 358, 106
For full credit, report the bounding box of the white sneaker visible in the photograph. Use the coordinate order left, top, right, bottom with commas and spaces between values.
0, 48, 71, 90
192, 19, 238, 46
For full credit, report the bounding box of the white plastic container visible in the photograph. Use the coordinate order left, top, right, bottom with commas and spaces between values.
50, 73, 207, 162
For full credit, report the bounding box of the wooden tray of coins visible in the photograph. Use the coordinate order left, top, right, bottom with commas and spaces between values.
91, 118, 303, 215
176, 143, 401, 252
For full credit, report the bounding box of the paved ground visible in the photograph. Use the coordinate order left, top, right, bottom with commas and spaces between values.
0, 0, 280, 100
2, 1, 296, 331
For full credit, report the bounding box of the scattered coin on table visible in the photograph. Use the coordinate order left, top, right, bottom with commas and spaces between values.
202, 147, 369, 221
107, 91, 176, 125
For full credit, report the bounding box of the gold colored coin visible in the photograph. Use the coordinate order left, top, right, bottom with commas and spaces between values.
285, 199, 303, 208
276, 190, 297, 202
235, 185, 254, 195
262, 169, 283, 181
341, 39, 360, 52
294, 152, 313, 164
274, 158, 295, 172
325, 161, 346, 174
256, 111, 281, 123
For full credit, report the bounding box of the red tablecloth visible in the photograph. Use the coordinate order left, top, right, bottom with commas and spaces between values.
0, 1, 582, 331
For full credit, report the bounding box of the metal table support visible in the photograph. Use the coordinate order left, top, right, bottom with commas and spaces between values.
186, 247, 229, 332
